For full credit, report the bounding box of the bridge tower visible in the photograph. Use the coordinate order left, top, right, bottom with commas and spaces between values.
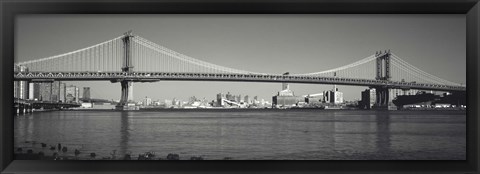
116, 31, 135, 110
373, 50, 392, 109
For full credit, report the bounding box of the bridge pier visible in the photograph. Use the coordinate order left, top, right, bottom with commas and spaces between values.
115, 31, 137, 111
116, 80, 137, 110
373, 87, 389, 109
14, 103, 33, 115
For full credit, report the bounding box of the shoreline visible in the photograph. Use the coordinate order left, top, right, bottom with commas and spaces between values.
49, 108, 467, 112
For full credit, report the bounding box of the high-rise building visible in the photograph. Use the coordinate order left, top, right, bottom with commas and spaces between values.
216, 93, 226, 106
83, 87, 91, 100
236, 95, 242, 102
361, 88, 376, 109
14, 65, 29, 99
75, 87, 79, 103
244, 95, 250, 104
127, 82, 134, 102
59, 83, 66, 102
143, 96, 152, 106
40, 83, 52, 101
66, 85, 77, 103
323, 85, 344, 104
28, 83, 34, 100
226, 92, 234, 101
28, 83, 41, 101
51, 81, 61, 102
14, 66, 18, 99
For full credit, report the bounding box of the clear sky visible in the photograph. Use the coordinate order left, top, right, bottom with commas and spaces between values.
15, 14, 466, 102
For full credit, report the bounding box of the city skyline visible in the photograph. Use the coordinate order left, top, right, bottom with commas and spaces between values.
15, 14, 466, 101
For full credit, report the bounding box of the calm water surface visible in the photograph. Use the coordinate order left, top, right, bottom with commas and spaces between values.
14, 110, 466, 160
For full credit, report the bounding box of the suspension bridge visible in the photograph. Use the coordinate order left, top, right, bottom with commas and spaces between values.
14, 31, 466, 110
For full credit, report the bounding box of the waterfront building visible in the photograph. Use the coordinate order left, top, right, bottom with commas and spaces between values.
143, 96, 152, 106
83, 87, 91, 101
272, 84, 303, 107
305, 93, 323, 104
324, 85, 344, 104
81, 102, 93, 108
361, 88, 376, 109
164, 99, 172, 108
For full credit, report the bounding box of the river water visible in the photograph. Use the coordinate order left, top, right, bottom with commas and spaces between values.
14, 110, 466, 160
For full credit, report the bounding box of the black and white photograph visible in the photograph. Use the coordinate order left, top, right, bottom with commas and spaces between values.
13, 14, 466, 160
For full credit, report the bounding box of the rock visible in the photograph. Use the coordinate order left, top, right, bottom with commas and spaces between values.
137, 154, 146, 160
124, 154, 131, 160
145, 152, 155, 159
190, 156, 204, 160
166, 153, 180, 160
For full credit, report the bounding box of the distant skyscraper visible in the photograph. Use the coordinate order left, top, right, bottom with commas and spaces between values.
75, 87, 79, 103
51, 81, 60, 102
14, 65, 29, 99
14, 66, 18, 99
127, 82, 134, 102
28, 83, 41, 100
236, 95, 241, 102
59, 83, 66, 102
226, 92, 234, 101
40, 83, 52, 101
143, 96, 152, 106
216, 93, 226, 106
83, 87, 91, 100
244, 95, 249, 104
66, 85, 77, 103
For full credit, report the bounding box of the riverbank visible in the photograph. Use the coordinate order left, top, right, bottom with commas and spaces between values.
58, 107, 466, 112
14, 150, 229, 160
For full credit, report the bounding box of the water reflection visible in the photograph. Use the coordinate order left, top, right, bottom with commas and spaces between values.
374, 111, 391, 154
13, 110, 465, 160
119, 111, 131, 158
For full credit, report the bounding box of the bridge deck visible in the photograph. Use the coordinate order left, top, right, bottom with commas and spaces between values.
14, 71, 466, 92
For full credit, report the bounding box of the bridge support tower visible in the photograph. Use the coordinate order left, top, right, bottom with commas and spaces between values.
373, 50, 395, 110
116, 31, 136, 110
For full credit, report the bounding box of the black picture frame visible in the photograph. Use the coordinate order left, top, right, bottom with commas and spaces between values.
1, 0, 479, 173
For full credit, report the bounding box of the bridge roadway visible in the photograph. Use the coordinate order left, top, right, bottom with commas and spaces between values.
14, 71, 466, 92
